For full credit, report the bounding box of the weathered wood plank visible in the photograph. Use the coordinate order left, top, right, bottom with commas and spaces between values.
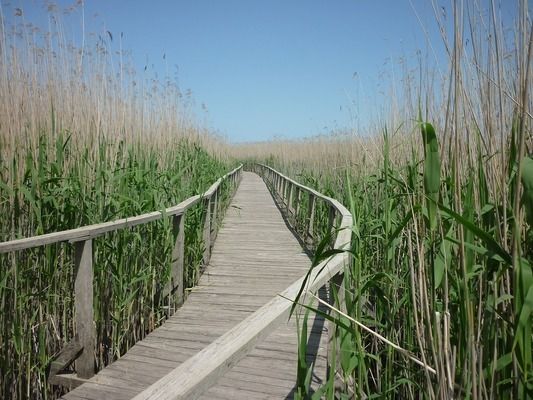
0, 196, 197, 252
49, 373, 89, 391
74, 240, 95, 379
48, 337, 83, 382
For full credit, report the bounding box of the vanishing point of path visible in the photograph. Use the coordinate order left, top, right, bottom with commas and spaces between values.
62, 172, 328, 400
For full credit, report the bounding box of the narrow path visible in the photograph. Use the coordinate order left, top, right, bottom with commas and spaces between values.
63, 172, 327, 400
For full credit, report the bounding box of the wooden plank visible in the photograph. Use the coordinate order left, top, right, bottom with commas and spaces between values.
50, 373, 90, 390
63, 381, 138, 400
131, 254, 347, 399
48, 337, 83, 380
0, 196, 197, 252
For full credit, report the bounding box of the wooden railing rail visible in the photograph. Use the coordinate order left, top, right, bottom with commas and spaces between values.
132, 164, 352, 400
0, 164, 243, 387
256, 164, 349, 249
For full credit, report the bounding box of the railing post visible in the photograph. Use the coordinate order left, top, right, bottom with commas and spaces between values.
170, 213, 185, 307
294, 187, 301, 224
211, 188, 218, 242
306, 193, 316, 243
288, 182, 294, 216
203, 196, 212, 266
327, 205, 337, 248
327, 271, 345, 390
74, 239, 95, 379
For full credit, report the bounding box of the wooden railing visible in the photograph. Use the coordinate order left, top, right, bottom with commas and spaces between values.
132, 164, 352, 400
0, 165, 243, 387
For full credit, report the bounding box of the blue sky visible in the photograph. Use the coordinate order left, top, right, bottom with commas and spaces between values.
3, 1, 519, 142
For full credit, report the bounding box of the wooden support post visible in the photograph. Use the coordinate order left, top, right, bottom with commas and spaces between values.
327, 271, 345, 391
170, 213, 185, 307
327, 205, 337, 249
294, 187, 301, 226
288, 183, 294, 216
74, 239, 95, 379
202, 196, 212, 266
211, 189, 218, 242
306, 193, 316, 242
218, 184, 223, 217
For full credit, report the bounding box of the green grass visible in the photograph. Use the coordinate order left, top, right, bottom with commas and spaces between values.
275, 120, 533, 398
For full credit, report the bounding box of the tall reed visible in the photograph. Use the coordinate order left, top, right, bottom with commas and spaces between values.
0, 4, 231, 399
239, 1, 532, 398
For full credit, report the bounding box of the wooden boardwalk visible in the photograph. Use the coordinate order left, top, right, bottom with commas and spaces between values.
63, 172, 328, 400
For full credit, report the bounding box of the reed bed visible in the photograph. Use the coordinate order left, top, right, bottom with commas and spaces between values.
0, 4, 232, 399
238, 1, 533, 398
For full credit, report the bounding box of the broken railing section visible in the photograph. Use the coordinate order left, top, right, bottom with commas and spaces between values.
0, 165, 243, 388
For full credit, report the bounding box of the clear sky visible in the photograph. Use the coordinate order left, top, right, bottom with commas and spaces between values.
2, 1, 520, 142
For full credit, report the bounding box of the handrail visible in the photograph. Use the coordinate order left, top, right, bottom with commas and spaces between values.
133, 163, 352, 400
258, 164, 352, 250
0, 164, 243, 384
0, 164, 242, 252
